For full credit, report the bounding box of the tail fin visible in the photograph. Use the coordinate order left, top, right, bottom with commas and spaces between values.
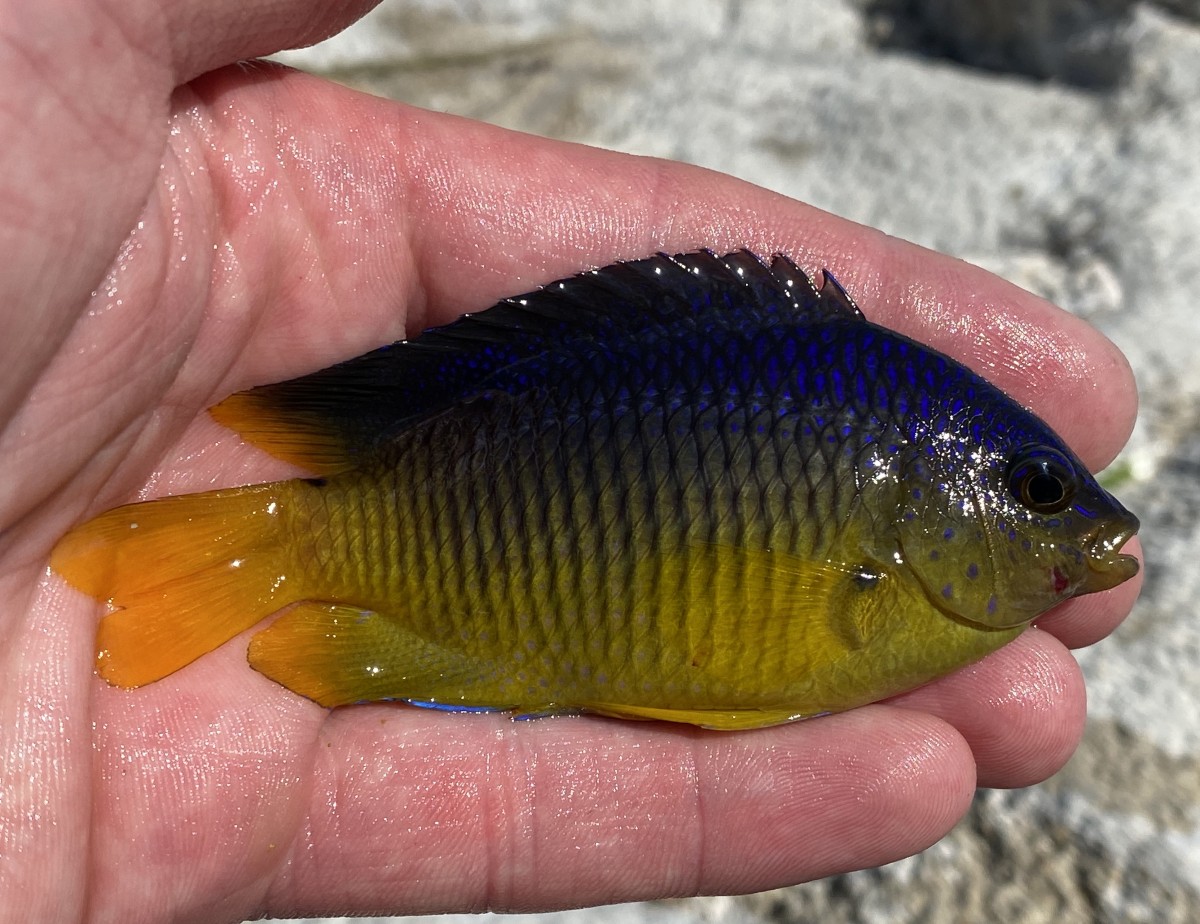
51, 483, 299, 688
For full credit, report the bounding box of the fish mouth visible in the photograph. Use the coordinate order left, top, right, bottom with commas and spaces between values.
1077, 511, 1141, 595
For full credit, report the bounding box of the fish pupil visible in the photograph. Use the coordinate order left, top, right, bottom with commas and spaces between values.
1007, 444, 1077, 514
1026, 472, 1065, 507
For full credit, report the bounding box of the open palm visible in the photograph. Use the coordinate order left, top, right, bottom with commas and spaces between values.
0, 2, 1143, 922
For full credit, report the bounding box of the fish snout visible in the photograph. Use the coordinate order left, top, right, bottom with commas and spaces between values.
1078, 511, 1140, 595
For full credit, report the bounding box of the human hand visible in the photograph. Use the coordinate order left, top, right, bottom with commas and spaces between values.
0, 1, 1143, 921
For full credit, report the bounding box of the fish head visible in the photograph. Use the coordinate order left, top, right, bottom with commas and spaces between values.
895, 433, 1139, 631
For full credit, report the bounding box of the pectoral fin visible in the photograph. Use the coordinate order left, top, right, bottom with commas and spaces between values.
664, 543, 887, 655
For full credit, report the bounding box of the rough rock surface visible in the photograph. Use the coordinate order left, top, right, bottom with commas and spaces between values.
268, 2, 1200, 922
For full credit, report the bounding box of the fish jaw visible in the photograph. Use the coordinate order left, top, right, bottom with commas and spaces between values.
1073, 510, 1141, 596
900, 505, 1141, 631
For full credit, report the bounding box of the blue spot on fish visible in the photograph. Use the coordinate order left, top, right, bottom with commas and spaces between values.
831, 368, 845, 403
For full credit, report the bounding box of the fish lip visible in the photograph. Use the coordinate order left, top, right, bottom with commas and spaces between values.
1078, 512, 1141, 595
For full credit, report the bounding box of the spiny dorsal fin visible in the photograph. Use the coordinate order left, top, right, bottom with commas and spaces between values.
211, 250, 858, 472
817, 269, 863, 319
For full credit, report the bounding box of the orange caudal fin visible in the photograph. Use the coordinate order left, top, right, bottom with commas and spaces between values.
50, 483, 301, 688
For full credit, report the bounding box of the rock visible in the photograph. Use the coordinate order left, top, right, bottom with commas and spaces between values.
1153, 0, 1200, 22
859, 0, 1136, 87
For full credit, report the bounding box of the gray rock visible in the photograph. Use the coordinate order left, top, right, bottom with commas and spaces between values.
858, 0, 1136, 87
1153, 0, 1200, 22
270, 2, 1200, 922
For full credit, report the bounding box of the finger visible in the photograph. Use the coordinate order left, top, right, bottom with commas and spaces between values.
259, 706, 974, 917
0, 0, 167, 433
163, 67, 1137, 472
0, 0, 378, 530
0, 0, 380, 424
160, 0, 384, 84
886, 628, 1086, 789
844, 243, 1140, 469
0, 572, 96, 923
87, 661, 324, 924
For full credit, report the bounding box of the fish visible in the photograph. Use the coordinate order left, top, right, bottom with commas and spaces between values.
50, 250, 1140, 729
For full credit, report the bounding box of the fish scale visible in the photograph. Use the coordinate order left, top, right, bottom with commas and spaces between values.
448, 350, 892, 696
50, 250, 1139, 728
293, 341, 892, 706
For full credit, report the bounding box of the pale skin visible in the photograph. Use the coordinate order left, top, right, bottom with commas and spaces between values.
0, 1, 1144, 922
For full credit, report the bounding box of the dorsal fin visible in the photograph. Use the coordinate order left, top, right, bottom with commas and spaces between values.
817, 269, 863, 318
211, 250, 857, 473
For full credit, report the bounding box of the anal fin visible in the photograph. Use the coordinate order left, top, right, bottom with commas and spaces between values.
247, 602, 494, 709
583, 702, 815, 730
403, 700, 505, 714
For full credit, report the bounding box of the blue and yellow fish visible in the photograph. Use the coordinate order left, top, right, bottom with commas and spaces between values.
51, 250, 1139, 729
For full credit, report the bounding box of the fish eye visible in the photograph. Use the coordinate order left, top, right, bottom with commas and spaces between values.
1007, 445, 1077, 514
